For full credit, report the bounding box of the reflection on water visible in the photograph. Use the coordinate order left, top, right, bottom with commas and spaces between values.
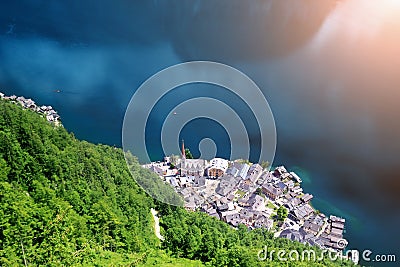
0, 0, 399, 264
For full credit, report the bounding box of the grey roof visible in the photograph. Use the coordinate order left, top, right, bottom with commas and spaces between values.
332, 222, 345, 230
216, 175, 240, 196
262, 183, 283, 197
291, 204, 314, 220
279, 229, 305, 243
246, 164, 263, 182
277, 181, 287, 190
301, 193, 313, 203
193, 176, 206, 187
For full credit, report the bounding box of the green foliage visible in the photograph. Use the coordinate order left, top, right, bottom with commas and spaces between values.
0, 100, 158, 265
277, 206, 288, 221
261, 161, 270, 169
185, 148, 194, 159
125, 151, 183, 206
255, 187, 263, 196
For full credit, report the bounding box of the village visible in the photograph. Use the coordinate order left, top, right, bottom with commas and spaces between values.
143, 142, 348, 253
0, 91, 348, 255
0, 92, 61, 126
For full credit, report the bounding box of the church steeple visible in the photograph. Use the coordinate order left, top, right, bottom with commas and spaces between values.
181, 139, 186, 159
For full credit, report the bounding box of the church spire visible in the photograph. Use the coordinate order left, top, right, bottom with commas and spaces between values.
181, 139, 186, 159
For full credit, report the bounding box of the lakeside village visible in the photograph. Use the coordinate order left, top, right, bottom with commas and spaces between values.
0, 91, 351, 260
0, 92, 61, 126
144, 141, 349, 254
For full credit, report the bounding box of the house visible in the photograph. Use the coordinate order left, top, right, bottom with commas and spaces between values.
332, 222, 345, 230
246, 164, 263, 183
227, 193, 235, 201
216, 175, 240, 196
180, 159, 207, 176
290, 172, 302, 183
227, 166, 239, 177
273, 166, 288, 177
220, 210, 239, 221
279, 229, 305, 243
207, 209, 220, 220
193, 176, 206, 188
262, 183, 283, 200
248, 194, 265, 211
291, 186, 303, 194
301, 193, 313, 203
330, 215, 346, 224
303, 221, 321, 235
285, 196, 302, 210
207, 158, 229, 178
169, 177, 178, 187
260, 171, 274, 184
185, 200, 196, 211
280, 172, 292, 180
227, 162, 249, 177
285, 180, 295, 188
331, 228, 343, 237
180, 187, 192, 198
239, 179, 251, 191
276, 181, 287, 191
253, 215, 273, 230
238, 164, 250, 178
239, 209, 255, 225
225, 212, 242, 227
289, 204, 314, 223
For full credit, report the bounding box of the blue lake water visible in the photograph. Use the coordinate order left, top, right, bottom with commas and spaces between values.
1, 1, 399, 265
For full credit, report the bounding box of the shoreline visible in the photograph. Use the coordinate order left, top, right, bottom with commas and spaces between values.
0, 92, 62, 126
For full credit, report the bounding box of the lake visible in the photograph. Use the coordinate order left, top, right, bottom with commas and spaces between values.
1, 1, 399, 265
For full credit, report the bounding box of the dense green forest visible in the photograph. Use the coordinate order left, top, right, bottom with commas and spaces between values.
0, 99, 353, 266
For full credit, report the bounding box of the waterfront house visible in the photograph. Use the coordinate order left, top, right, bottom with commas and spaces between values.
301, 193, 314, 203
290, 172, 302, 183
273, 166, 288, 177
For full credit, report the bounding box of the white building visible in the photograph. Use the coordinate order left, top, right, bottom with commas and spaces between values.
207, 158, 229, 178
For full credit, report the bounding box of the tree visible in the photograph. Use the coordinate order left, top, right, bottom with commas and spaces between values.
185, 148, 193, 159
261, 161, 270, 170
277, 206, 288, 222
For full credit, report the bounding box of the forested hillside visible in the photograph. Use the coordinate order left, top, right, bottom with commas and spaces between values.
0, 99, 353, 266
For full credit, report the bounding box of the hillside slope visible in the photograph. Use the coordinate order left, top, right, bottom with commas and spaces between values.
0, 99, 353, 266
